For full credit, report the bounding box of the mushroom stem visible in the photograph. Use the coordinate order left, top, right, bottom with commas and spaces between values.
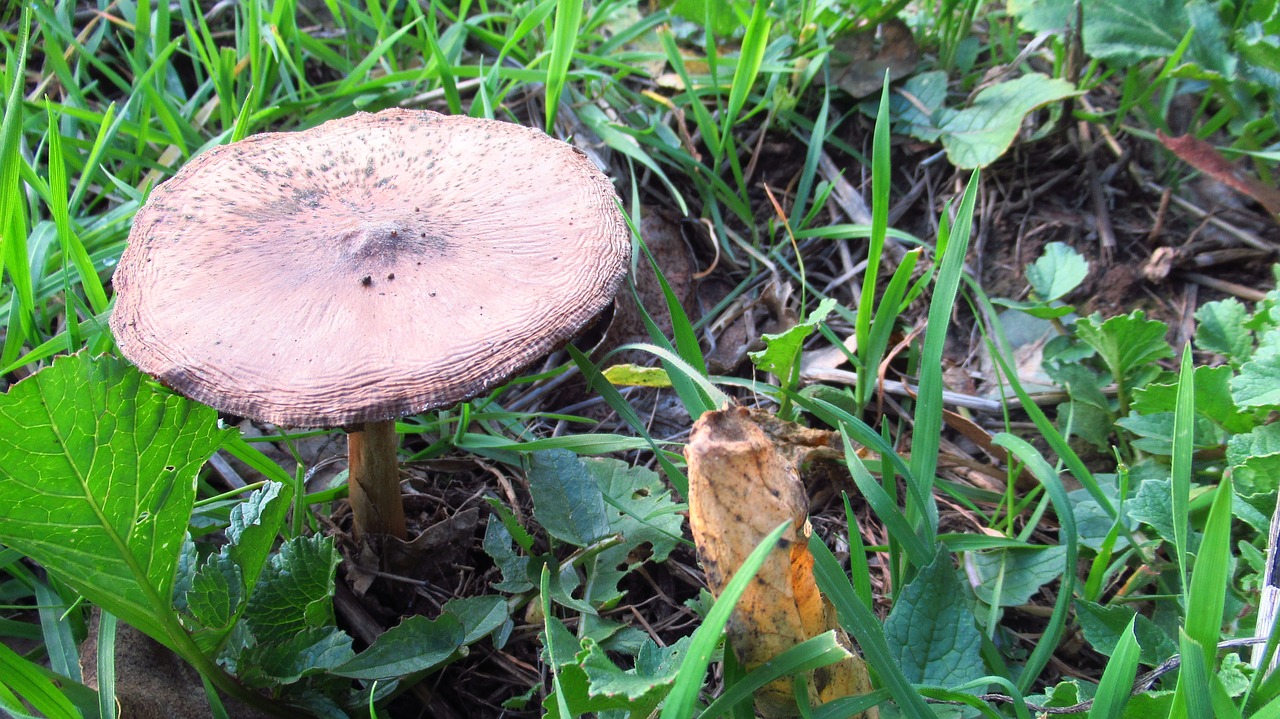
347, 419, 407, 540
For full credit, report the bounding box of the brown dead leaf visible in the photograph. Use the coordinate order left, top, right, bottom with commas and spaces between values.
822, 19, 918, 99
1158, 131, 1280, 221
687, 406, 876, 718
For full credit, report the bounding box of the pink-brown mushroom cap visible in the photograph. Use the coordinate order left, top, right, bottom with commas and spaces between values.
110, 109, 631, 427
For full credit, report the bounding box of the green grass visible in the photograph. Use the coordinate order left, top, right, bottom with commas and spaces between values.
2, 0, 1278, 717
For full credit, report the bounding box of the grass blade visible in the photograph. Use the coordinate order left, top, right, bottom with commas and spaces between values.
662, 521, 790, 719
0, 641, 81, 719
1088, 616, 1139, 719
908, 171, 979, 499
1, 9, 35, 365
544, 0, 584, 131
1171, 343, 1194, 594
698, 631, 853, 719
719, 0, 772, 156
97, 611, 118, 719
992, 433, 1078, 694
810, 532, 935, 718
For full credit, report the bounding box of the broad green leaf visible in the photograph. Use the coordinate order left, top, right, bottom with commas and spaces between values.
1127, 479, 1178, 544
442, 595, 511, 644
1083, 0, 1193, 63
969, 545, 1066, 606
0, 352, 228, 645
885, 71, 947, 141
1115, 411, 1223, 454
244, 534, 340, 646
749, 297, 838, 380
1195, 299, 1253, 364
1232, 331, 1280, 408
330, 614, 465, 680
937, 74, 1078, 169
1026, 242, 1088, 302
1074, 598, 1178, 666
883, 549, 984, 688
527, 450, 612, 547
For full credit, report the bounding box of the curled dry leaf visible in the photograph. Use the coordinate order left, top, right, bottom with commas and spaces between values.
1158, 131, 1280, 222
686, 406, 877, 718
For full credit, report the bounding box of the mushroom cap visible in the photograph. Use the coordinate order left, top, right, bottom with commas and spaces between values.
110, 110, 631, 427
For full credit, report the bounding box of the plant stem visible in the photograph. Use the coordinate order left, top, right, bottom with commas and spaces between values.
347, 419, 407, 540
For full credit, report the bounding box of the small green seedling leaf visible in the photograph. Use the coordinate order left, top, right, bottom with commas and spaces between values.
1027, 242, 1089, 302
1232, 331, 1280, 409
1195, 298, 1253, 364
1074, 311, 1174, 397
603, 364, 674, 388
749, 297, 838, 381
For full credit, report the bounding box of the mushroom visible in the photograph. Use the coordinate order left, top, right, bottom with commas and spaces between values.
110, 109, 631, 541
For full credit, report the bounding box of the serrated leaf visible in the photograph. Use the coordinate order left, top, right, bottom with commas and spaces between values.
331, 614, 464, 680
1232, 331, 1280, 408
226, 480, 291, 593
1027, 242, 1088, 302
185, 548, 243, 648
236, 625, 354, 687
1074, 311, 1174, 395
0, 352, 228, 646
1075, 599, 1178, 666
1195, 299, 1253, 364
1228, 423, 1280, 497
1132, 365, 1256, 433
969, 545, 1066, 606
482, 519, 534, 593
883, 549, 984, 688
748, 297, 838, 380
582, 635, 690, 705
527, 450, 612, 547
937, 74, 1078, 169
582, 458, 685, 607
1227, 422, 1280, 467
244, 535, 339, 646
